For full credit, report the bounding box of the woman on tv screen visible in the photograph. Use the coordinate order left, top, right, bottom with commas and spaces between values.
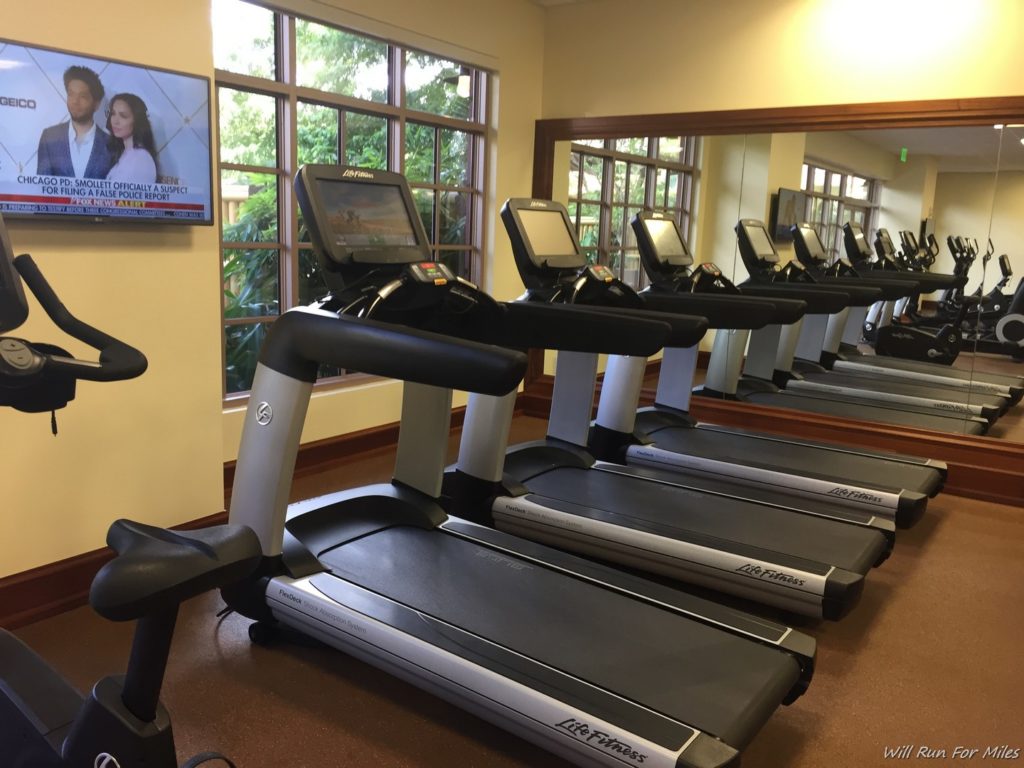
105, 93, 159, 184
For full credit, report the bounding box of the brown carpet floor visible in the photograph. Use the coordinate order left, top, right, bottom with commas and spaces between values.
14, 416, 1024, 768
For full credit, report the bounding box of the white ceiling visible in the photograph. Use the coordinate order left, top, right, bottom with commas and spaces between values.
839, 126, 1024, 173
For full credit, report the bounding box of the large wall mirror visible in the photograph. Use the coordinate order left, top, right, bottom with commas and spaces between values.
532, 98, 1024, 497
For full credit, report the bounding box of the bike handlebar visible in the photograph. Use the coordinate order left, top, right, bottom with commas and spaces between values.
12, 254, 147, 382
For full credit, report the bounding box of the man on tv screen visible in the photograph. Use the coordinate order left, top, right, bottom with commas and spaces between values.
35, 65, 113, 179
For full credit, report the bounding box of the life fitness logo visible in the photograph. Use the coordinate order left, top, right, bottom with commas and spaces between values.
342, 168, 374, 179
256, 401, 273, 426
95, 754, 122, 768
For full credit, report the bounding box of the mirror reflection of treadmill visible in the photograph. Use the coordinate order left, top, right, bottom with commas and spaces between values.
628, 211, 946, 518
837, 221, 1024, 395
780, 223, 1015, 420
229, 165, 818, 768
729, 219, 998, 436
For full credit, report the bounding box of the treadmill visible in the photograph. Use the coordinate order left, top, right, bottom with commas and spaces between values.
706, 219, 989, 436
446, 197, 890, 620
614, 210, 945, 526
777, 222, 1010, 421
839, 221, 1024, 396
225, 164, 816, 768
502, 208, 920, 530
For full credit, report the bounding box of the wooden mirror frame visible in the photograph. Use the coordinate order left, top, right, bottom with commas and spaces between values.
525, 96, 1024, 505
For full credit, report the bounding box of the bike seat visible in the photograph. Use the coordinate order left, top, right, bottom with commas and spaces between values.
90, 520, 262, 621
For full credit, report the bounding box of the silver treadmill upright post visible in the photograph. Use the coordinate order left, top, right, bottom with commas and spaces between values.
844, 305, 870, 344
878, 300, 896, 328
794, 314, 829, 362
394, 382, 454, 498
595, 355, 647, 433
456, 390, 518, 482
654, 346, 699, 412
774, 318, 805, 373
229, 363, 314, 556
707, 328, 750, 394
743, 325, 781, 381
823, 308, 849, 355
547, 350, 599, 447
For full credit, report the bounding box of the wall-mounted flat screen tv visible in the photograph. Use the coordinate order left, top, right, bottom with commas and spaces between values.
769, 187, 807, 243
0, 39, 213, 224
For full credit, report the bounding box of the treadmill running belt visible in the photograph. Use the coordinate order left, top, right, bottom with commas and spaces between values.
319, 526, 800, 748
525, 467, 884, 573
648, 426, 941, 496
744, 391, 985, 435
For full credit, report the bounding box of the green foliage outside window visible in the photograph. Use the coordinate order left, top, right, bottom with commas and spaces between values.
216, 4, 480, 393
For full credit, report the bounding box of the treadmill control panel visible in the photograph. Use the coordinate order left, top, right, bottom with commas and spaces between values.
586, 264, 616, 283
408, 262, 454, 285
699, 263, 722, 277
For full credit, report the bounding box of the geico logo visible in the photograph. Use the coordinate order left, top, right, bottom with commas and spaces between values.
0, 97, 37, 109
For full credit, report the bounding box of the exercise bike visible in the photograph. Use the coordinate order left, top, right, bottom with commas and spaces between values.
965, 253, 1024, 360
0, 214, 261, 768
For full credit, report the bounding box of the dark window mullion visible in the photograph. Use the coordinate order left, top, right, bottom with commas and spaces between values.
220, 162, 286, 176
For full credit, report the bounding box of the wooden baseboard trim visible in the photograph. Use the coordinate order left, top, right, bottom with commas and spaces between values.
526, 361, 1024, 507
0, 511, 230, 631
2, 403, 511, 630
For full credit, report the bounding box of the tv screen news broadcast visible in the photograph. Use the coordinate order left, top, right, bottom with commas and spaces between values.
0, 39, 213, 224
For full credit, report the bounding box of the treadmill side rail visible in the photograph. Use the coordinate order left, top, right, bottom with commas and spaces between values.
271, 576, 739, 768
491, 494, 851, 619
624, 444, 906, 515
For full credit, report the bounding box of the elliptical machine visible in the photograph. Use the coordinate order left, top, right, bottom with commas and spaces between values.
968, 253, 1024, 360
0, 213, 260, 768
854, 227, 965, 364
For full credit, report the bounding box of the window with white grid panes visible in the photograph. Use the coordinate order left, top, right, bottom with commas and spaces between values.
567, 136, 698, 289
214, 0, 488, 395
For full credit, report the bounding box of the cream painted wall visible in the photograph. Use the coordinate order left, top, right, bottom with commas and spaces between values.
542, 0, 1023, 118
694, 135, 758, 282
764, 133, 807, 264
931, 171, 1024, 295
3, 0, 547, 578
878, 155, 939, 241
2, 2, 225, 577
804, 133, 898, 182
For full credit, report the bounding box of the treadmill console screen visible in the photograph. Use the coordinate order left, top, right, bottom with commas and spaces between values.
0, 213, 28, 334
744, 223, 779, 263
799, 225, 828, 262
315, 179, 418, 251
518, 209, 580, 261
848, 222, 871, 256
878, 229, 896, 256
642, 217, 692, 265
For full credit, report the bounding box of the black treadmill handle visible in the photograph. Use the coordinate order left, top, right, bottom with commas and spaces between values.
259, 308, 527, 395
13, 254, 148, 382
638, 292, 777, 330
738, 284, 848, 315
862, 268, 965, 290
744, 295, 807, 324
580, 303, 708, 347
822, 276, 917, 300
806, 281, 883, 307
499, 301, 670, 357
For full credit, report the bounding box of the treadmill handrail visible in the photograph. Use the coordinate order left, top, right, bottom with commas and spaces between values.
259, 306, 527, 395
638, 293, 778, 330
738, 285, 848, 314
499, 301, 674, 356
